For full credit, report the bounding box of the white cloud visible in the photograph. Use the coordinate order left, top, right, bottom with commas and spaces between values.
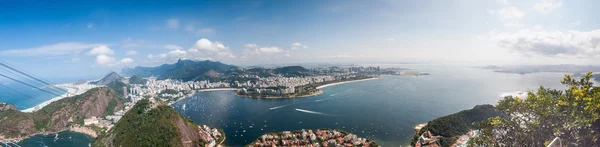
122, 37, 145, 48
164, 44, 183, 50
534, 0, 562, 14
387, 38, 395, 41
166, 18, 180, 29
87, 45, 114, 56
0, 43, 104, 56
290, 42, 309, 50
491, 29, 600, 57
497, 7, 525, 28
126, 50, 138, 56
119, 58, 134, 64
149, 38, 235, 63
95, 54, 116, 65
87, 23, 94, 29
244, 44, 259, 49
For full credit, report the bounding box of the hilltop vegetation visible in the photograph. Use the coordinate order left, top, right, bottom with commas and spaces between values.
469, 73, 600, 146
0, 87, 127, 138
410, 104, 506, 147
122, 59, 238, 81
128, 75, 148, 84
93, 99, 209, 147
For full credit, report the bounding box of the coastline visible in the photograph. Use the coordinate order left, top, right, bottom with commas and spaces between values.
21, 83, 99, 113
237, 77, 378, 99
316, 77, 379, 89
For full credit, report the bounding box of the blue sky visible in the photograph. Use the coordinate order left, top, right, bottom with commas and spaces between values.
0, 0, 599, 79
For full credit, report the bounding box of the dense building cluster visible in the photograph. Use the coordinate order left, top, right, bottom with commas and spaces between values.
249, 129, 377, 147
199, 125, 223, 147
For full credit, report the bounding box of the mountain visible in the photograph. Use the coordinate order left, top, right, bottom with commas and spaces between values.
411, 105, 506, 147
91, 72, 124, 85
122, 59, 238, 81
128, 75, 147, 85
273, 66, 310, 77
93, 99, 221, 147
0, 87, 127, 139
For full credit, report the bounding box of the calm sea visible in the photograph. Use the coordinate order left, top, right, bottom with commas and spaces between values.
172, 65, 568, 146
8, 65, 572, 147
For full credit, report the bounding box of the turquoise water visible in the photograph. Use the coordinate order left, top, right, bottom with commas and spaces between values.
172, 66, 568, 146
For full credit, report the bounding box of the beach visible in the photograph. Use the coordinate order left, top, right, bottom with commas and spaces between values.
316, 77, 379, 89
21, 83, 100, 113
196, 88, 240, 92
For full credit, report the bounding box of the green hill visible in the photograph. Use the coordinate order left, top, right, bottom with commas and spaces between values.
411, 104, 506, 147
93, 99, 217, 147
128, 75, 148, 84
0, 87, 127, 138
122, 59, 238, 81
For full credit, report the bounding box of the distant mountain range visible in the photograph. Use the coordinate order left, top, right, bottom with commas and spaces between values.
122, 59, 238, 81
122, 59, 314, 81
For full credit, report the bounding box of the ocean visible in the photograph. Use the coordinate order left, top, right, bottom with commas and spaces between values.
171, 65, 568, 146
7, 65, 570, 147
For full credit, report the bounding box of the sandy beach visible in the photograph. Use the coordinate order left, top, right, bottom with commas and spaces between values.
21, 83, 100, 113
196, 88, 240, 92
316, 77, 379, 89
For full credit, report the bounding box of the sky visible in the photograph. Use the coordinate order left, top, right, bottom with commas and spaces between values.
0, 0, 599, 79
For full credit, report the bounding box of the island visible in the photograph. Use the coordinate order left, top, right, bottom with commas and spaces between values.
247, 129, 378, 147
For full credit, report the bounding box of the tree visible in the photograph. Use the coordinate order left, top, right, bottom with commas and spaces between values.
468, 72, 600, 146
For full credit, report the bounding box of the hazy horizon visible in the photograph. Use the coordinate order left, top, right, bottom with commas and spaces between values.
1, 0, 599, 78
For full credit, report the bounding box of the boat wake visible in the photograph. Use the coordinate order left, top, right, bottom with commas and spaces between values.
269, 104, 291, 110
295, 108, 335, 116
329, 93, 338, 97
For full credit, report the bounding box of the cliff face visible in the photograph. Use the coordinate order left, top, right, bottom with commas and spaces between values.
94, 99, 209, 147
0, 87, 127, 139
0, 103, 18, 111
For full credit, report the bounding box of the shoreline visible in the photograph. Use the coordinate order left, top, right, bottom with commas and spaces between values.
21, 83, 99, 113
0, 127, 96, 143
237, 77, 378, 99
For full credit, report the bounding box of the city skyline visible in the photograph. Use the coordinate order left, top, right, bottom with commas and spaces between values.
0, 0, 599, 78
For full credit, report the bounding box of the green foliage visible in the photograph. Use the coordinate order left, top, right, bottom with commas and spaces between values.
128, 75, 148, 84
106, 80, 131, 97
95, 99, 198, 147
273, 66, 310, 77
122, 59, 237, 81
410, 105, 506, 147
469, 72, 600, 146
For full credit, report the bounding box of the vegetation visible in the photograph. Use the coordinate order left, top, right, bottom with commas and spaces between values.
410, 105, 506, 147
273, 66, 310, 77
0, 87, 126, 138
106, 80, 131, 97
122, 59, 238, 81
94, 99, 207, 147
468, 72, 600, 146
128, 75, 148, 84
